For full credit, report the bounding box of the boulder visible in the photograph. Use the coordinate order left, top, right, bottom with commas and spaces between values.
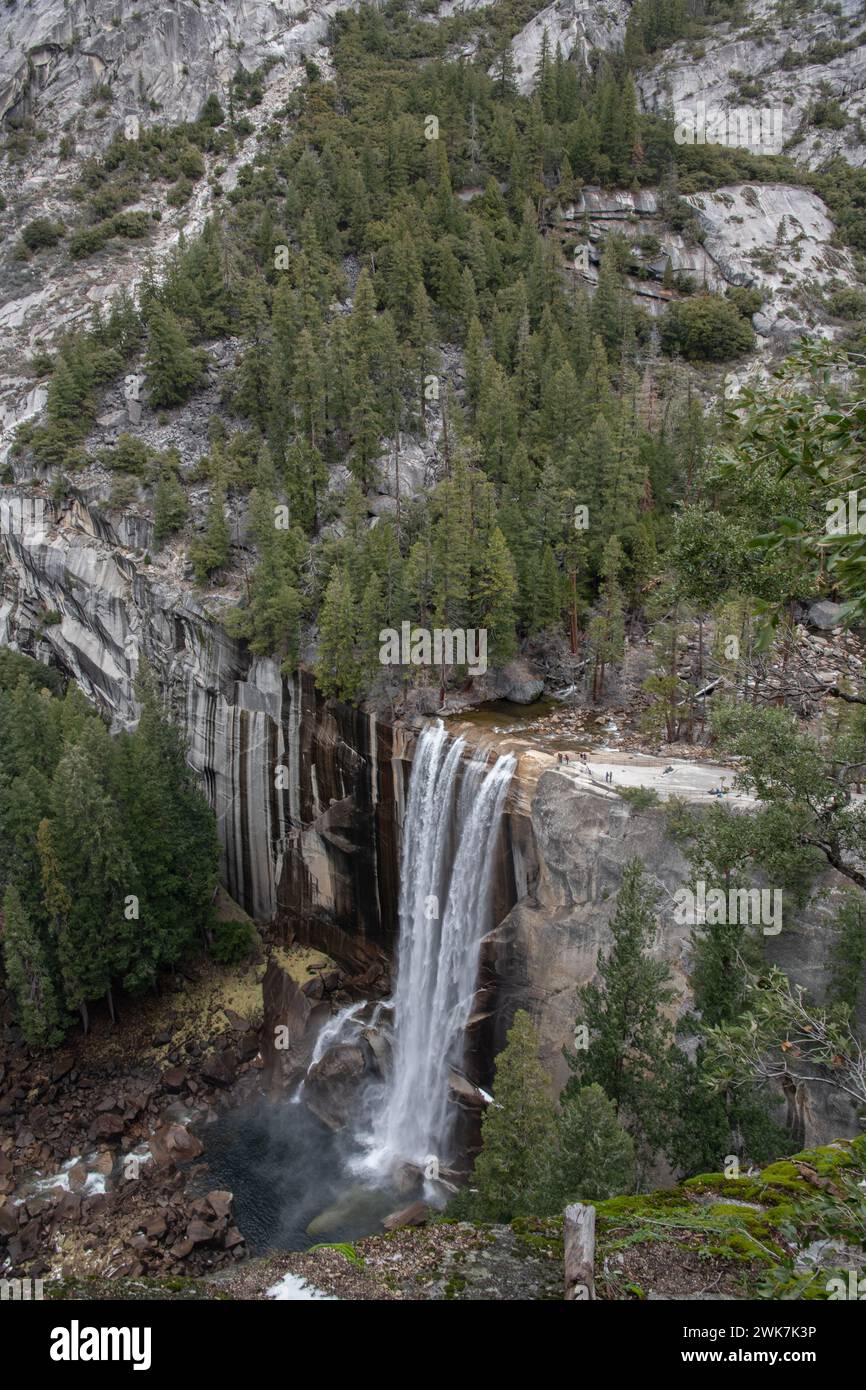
303, 1043, 367, 1130
162, 1066, 188, 1094
50, 1056, 74, 1084
807, 601, 845, 631
68, 1160, 88, 1191
205, 1190, 233, 1221
360, 1027, 391, 1077
89, 1112, 124, 1142
149, 1123, 203, 1169
498, 660, 544, 705
186, 1219, 215, 1246
0, 1202, 19, 1236
383, 1200, 430, 1231
200, 1051, 237, 1089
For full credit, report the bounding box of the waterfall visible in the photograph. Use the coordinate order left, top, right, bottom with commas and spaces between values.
364, 721, 515, 1174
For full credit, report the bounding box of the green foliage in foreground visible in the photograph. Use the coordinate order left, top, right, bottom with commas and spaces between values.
451, 1011, 635, 1222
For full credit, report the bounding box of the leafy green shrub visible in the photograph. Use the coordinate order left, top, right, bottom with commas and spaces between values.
726, 285, 763, 318
199, 94, 225, 127
109, 474, 139, 508
809, 98, 846, 130
69, 223, 111, 258
827, 287, 866, 320
617, 785, 661, 809
98, 433, 151, 474
110, 210, 151, 239
661, 294, 755, 361
166, 177, 194, 207
210, 918, 255, 964
21, 218, 65, 250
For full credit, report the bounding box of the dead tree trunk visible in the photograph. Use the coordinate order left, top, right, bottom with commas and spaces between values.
564, 1202, 596, 1301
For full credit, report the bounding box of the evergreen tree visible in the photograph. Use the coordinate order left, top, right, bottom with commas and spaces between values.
543, 1084, 635, 1207
2, 883, 64, 1047
462, 1010, 557, 1221
144, 304, 204, 408
113, 664, 219, 990
566, 859, 675, 1166
478, 525, 518, 666
588, 535, 626, 700
42, 729, 135, 1031
315, 565, 363, 701
153, 457, 189, 548
191, 481, 230, 582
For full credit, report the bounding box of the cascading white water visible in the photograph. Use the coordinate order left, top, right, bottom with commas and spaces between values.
291, 999, 374, 1104
364, 721, 515, 1174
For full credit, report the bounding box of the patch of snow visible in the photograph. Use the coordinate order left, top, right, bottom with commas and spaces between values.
266, 1272, 339, 1301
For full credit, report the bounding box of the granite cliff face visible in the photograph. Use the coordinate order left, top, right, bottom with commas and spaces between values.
3, 0, 865, 453
502, 0, 866, 169
482, 766, 861, 1148
0, 0, 343, 130
0, 485, 404, 946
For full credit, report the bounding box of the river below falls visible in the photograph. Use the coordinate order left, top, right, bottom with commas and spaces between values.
195, 1099, 404, 1253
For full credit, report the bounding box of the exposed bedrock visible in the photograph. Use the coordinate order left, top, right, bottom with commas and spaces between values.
483, 770, 861, 1148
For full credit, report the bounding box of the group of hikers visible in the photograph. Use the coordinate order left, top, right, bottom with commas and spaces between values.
555, 750, 614, 785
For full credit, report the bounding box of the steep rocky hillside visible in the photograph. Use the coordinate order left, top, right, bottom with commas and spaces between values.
2, 0, 865, 456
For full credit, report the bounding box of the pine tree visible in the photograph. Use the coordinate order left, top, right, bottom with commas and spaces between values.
42, 730, 135, 1031
463, 316, 488, 414
2, 883, 64, 1047
293, 327, 326, 449
543, 1084, 635, 1206
478, 525, 518, 666
153, 458, 188, 548
144, 303, 203, 408
463, 1010, 557, 1221
532, 544, 561, 634
590, 252, 625, 355
409, 280, 439, 426
476, 358, 518, 482
191, 481, 231, 582
566, 859, 675, 1166
588, 534, 626, 700
315, 565, 363, 701
113, 664, 218, 989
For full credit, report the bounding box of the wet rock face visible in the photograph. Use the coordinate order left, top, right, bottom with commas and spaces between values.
260, 957, 314, 1093
303, 1043, 368, 1131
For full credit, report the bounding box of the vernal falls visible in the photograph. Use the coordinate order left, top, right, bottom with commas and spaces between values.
202, 720, 515, 1246
359, 721, 516, 1181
